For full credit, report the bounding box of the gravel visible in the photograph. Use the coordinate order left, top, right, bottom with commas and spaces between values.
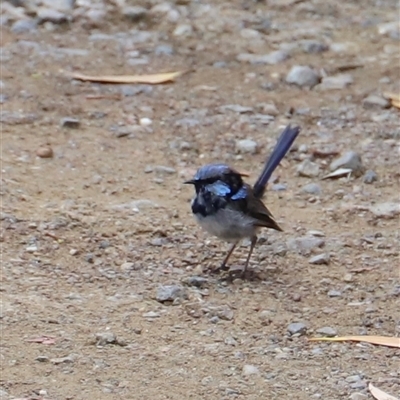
286, 65, 320, 88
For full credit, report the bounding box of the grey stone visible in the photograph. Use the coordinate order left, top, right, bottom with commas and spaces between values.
220, 104, 253, 113
122, 6, 148, 22
36, 355, 50, 362
328, 290, 342, 298
297, 159, 320, 178
363, 170, 378, 184
154, 165, 176, 175
11, 18, 38, 33
330, 42, 359, 53
287, 237, 325, 253
309, 253, 330, 265
156, 285, 186, 303
330, 151, 364, 176
182, 276, 208, 288
346, 375, 362, 383
350, 381, 367, 390
40, 0, 74, 11
316, 326, 337, 337
154, 44, 174, 56
377, 21, 400, 36
301, 183, 322, 195
0, 389, 8, 397
61, 117, 80, 128
363, 95, 390, 109
242, 364, 260, 376
237, 50, 289, 65
236, 139, 258, 154
317, 74, 353, 90
349, 393, 368, 400
301, 40, 329, 53
143, 311, 160, 318
271, 183, 287, 191
37, 8, 68, 24
369, 202, 400, 219
286, 66, 320, 88
287, 322, 307, 335
173, 24, 193, 37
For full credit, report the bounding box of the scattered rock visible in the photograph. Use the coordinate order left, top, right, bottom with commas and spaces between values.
37, 8, 68, 24
309, 253, 330, 265
143, 311, 160, 318
36, 355, 50, 362
182, 276, 208, 288
286, 65, 320, 88
122, 6, 148, 22
156, 285, 186, 303
330, 151, 364, 176
317, 74, 353, 90
36, 145, 53, 158
363, 95, 390, 109
349, 393, 368, 400
377, 21, 400, 36
242, 364, 260, 376
301, 183, 322, 195
287, 322, 308, 336
328, 290, 342, 298
316, 326, 337, 337
237, 50, 289, 65
95, 332, 117, 346
236, 139, 259, 154
173, 24, 193, 37
61, 117, 80, 129
363, 170, 378, 184
301, 40, 329, 54
369, 202, 400, 219
297, 159, 320, 178
154, 165, 176, 175
287, 237, 325, 253
50, 355, 75, 364
11, 18, 37, 33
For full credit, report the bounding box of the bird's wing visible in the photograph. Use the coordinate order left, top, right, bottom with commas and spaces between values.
246, 196, 283, 231
230, 185, 283, 231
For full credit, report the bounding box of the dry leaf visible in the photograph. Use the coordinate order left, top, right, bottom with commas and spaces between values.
322, 168, 353, 180
69, 70, 185, 84
392, 100, 400, 109
383, 92, 400, 102
369, 382, 399, 400
309, 335, 400, 348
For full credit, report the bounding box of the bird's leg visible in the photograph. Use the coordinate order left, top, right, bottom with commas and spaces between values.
241, 235, 257, 279
211, 242, 238, 274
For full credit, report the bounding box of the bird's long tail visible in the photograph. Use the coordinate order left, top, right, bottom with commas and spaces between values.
253, 124, 300, 199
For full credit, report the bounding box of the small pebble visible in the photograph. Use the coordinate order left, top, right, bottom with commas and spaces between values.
36, 145, 53, 158
242, 364, 260, 376
301, 183, 321, 195
287, 322, 307, 335
61, 117, 80, 129
316, 326, 337, 337
363, 170, 378, 184
349, 393, 367, 400
156, 285, 186, 303
328, 290, 342, 298
139, 117, 152, 126
236, 139, 259, 154
286, 65, 320, 88
297, 159, 320, 178
309, 253, 330, 265
363, 95, 390, 109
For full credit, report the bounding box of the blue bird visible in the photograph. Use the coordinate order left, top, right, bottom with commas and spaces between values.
185, 125, 300, 278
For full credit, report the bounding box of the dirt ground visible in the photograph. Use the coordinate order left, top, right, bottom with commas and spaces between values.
1, 1, 400, 399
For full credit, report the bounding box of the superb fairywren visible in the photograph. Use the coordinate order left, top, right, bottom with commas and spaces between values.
185, 125, 300, 278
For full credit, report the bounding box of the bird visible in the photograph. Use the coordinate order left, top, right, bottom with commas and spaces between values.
184, 124, 300, 278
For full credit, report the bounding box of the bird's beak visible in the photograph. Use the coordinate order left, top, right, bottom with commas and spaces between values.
184, 179, 195, 184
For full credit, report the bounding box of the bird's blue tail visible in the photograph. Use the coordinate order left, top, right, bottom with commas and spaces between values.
253, 125, 300, 198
